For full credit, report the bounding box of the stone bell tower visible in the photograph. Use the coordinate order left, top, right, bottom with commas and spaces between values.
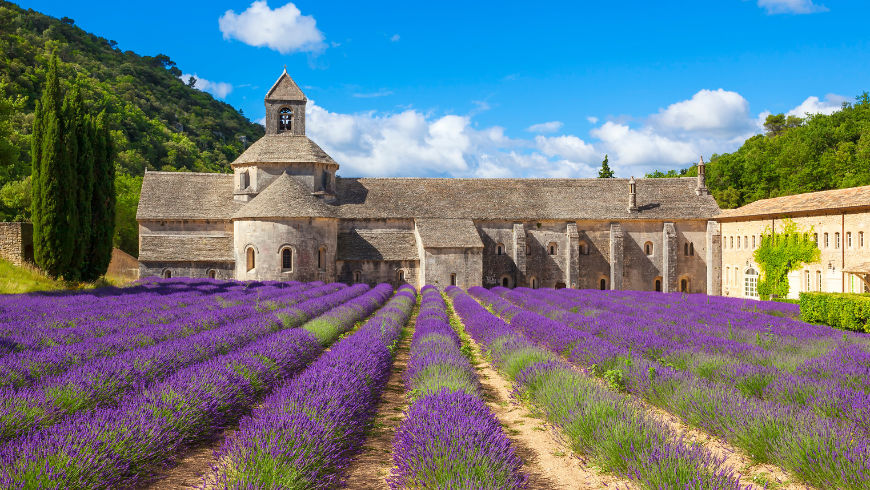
264, 67, 307, 136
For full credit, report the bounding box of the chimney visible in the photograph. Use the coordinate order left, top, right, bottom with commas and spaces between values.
695, 156, 710, 196
628, 176, 638, 213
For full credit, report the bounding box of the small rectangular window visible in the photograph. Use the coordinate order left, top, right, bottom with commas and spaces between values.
861, 232, 865, 247
824, 233, 829, 248
737, 236, 741, 249
848, 232, 852, 248
752, 235, 756, 249
817, 271, 822, 292
836, 232, 841, 249
730, 236, 733, 249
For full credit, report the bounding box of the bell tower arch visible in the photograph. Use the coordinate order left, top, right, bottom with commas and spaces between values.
264, 67, 307, 136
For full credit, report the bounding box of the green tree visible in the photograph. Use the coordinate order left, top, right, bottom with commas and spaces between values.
83, 112, 115, 281
113, 172, 140, 259
598, 154, 615, 178
0, 82, 24, 186
754, 219, 821, 300
66, 85, 93, 280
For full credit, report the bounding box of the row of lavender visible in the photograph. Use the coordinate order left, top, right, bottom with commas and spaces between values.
0, 282, 396, 489
390, 286, 525, 489
203, 284, 415, 489
0, 283, 359, 443
486, 286, 870, 489
447, 286, 746, 489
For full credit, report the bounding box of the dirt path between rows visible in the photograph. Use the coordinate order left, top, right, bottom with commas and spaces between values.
341, 303, 419, 488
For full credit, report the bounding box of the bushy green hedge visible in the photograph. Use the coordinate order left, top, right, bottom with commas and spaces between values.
799, 292, 870, 332
770, 298, 800, 304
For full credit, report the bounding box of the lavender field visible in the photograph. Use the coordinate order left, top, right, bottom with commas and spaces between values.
0, 279, 866, 489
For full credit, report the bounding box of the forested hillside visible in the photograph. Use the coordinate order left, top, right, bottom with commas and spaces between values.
648, 94, 870, 209
0, 1, 264, 254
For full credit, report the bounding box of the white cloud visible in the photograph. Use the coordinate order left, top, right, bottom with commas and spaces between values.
535, 135, 598, 163
219, 1, 326, 54
390, 34, 400, 42
786, 93, 848, 117
586, 116, 599, 124
756, 0, 829, 15
650, 88, 752, 137
180, 73, 232, 99
525, 121, 563, 133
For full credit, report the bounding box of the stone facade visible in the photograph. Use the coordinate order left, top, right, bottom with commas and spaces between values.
136, 70, 725, 292
0, 222, 33, 266
718, 186, 870, 298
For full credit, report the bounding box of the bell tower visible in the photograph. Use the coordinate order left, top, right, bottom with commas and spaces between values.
264, 68, 307, 136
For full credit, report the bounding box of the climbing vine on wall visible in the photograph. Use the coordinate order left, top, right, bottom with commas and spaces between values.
754, 219, 821, 300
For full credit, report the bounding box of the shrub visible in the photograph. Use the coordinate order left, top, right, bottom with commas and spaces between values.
800, 292, 870, 332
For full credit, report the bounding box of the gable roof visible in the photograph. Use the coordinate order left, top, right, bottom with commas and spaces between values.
265, 70, 306, 101
336, 230, 419, 261
415, 219, 483, 248
137, 172, 242, 221
232, 172, 335, 219
231, 135, 337, 166
717, 185, 870, 219
139, 235, 234, 262
333, 177, 720, 221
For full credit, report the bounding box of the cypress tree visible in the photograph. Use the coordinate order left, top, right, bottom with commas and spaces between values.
83, 111, 115, 281
67, 86, 92, 280
30, 100, 42, 254
33, 55, 78, 278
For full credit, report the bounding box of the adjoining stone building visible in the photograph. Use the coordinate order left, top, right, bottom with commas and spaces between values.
0, 222, 33, 267
137, 70, 724, 292
718, 185, 870, 299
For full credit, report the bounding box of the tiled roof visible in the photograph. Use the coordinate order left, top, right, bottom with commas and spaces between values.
844, 261, 870, 274
265, 70, 307, 101
336, 230, 419, 261
415, 219, 483, 248
232, 173, 335, 219
718, 186, 870, 219
136, 172, 242, 220
333, 177, 720, 220
232, 135, 337, 166
139, 235, 234, 262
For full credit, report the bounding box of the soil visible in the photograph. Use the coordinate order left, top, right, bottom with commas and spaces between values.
340, 303, 419, 488
131, 428, 235, 490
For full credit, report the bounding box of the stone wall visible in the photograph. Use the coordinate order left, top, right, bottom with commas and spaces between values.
336, 259, 419, 288
140, 261, 234, 280
422, 247, 483, 288
721, 210, 870, 298
0, 222, 33, 266
107, 248, 140, 281
234, 217, 338, 282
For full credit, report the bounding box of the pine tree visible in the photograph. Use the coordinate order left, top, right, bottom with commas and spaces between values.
83, 111, 115, 281
67, 86, 93, 280
598, 154, 615, 178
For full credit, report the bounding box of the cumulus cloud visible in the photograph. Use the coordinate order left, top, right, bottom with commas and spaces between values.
219, 1, 326, 54
390, 34, 400, 42
586, 116, 599, 124
650, 89, 752, 137
181, 73, 232, 99
525, 121, 563, 133
756, 0, 829, 15
787, 93, 848, 117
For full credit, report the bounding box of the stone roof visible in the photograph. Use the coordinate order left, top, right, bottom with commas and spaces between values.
233, 173, 335, 220
137, 172, 242, 220
333, 177, 720, 220
718, 185, 870, 219
844, 261, 870, 274
415, 219, 483, 248
265, 70, 307, 101
231, 135, 337, 166
139, 235, 234, 262
336, 230, 419, 261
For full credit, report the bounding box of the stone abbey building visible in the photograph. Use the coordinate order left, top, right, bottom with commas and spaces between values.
137, 70, 724, 294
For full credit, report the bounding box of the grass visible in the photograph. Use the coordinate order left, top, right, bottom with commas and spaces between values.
0, 258, 132, 295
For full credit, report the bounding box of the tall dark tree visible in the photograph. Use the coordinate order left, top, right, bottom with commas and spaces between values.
67, 85, 93, 280
598, 154, 615, 178
82, 111, 114, 281
33, 56, 77, 278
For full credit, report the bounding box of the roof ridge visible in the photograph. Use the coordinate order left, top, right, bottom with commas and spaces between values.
146, 171, 231, 176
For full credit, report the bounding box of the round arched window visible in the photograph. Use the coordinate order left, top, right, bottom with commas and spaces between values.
278, 107, 292, 131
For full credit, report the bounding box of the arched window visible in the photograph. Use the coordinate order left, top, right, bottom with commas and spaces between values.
246, 247, 256, 272
599, 278, 607, 290
450, 273, 457, 286
744, 268, 759, 298
398, 270, 405, 282
354, 271, 362, 284
684, 243, 689, 256
681, 278, 688, 293
163, 269, 172, 279
689, 243, 694, 256
836, 232, 841, 249
644, 241, 653, 256
548, 243, 557, 255
496, 244, 505, 256
752, 235, 756, 249
847, 232, 852, 248
655, 278, 661, 292
530, 277, 538, 289
278, 107, 292, 132
579, 241, 589, 255
737, 236, 741, 249
817, 270, 822, 291
317, 246, 326, 270
500, 275, 513, 289
824, 233, 829, 248
208, 270, 216, 279
281, 248, 293, 271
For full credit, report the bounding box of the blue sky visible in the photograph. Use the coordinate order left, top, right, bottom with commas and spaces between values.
21, 0, 870, 178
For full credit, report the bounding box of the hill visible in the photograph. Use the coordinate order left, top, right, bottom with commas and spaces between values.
0, 1, 265, 254
648, 93, 870, 209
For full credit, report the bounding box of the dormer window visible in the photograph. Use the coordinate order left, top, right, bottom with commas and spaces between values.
278, 108, 292, 132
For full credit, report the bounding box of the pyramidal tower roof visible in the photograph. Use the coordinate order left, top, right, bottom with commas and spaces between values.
265, 68, 307, 101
